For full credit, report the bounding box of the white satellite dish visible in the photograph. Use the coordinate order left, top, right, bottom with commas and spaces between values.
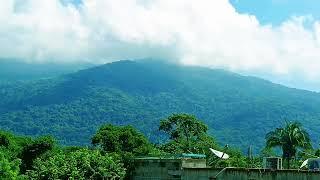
209, 148, 229, 159
300, 159, 308, 169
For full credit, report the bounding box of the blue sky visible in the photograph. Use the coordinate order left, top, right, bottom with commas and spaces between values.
67, 0, 320, 25
230, 0, 320, 25
229, 0, 320, 90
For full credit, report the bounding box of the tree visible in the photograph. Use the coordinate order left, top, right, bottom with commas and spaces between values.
92, 124, 153, 179
92, 124, 152, 156
19, 136, 55, 172
265, 121, 312, 168
0, 130, 31, 157
27, 149, 125, 180
0, 151, 22, 180
0, 133, 10, 148
159, 113, 217, 154
315, 149, 320, 157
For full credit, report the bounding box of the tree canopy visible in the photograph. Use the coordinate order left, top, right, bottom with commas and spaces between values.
159, 113, 217, 154
19, 136, 55, 172
91, 124, 155, 179
0, 115, 318, 179
265, 121, 312, 168
0, 151, 21, 180
27, 149, 125, 180
92, 124, 152, 156
3, 60, 320, 152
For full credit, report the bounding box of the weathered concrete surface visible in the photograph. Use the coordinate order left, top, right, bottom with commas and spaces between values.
132, 158, 206, 180
183, 167, 320, 180
132, 158, 182, 180
132, 158, 320, 180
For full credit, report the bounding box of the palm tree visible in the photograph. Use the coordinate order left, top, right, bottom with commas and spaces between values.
265, 121, 312, 169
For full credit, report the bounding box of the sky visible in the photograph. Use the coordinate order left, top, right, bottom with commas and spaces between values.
0, 0, 320, 91
230, 0, 320, 25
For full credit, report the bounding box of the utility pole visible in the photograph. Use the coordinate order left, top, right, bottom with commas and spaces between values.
247, 145, 253, 168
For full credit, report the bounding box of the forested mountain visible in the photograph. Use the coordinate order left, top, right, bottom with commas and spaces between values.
0, 59, 91, 81
1, 60, 320, 153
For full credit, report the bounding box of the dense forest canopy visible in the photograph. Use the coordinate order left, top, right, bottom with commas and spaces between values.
0, 117, 316, 179
1, 60, 320, 153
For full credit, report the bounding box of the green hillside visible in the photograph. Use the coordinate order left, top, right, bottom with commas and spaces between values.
0, 59, 91, 81
1, 60, 320, 153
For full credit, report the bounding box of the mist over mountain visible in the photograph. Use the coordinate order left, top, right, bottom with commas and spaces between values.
1, 60, 320, 153
1, 0, 320, 92
0, 59, 92, 81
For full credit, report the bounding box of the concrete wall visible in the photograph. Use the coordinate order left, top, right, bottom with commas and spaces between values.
181, 159, 207, 168
132, 158, 320, 180
132, 158, 182, 180
182, 167, 320, 180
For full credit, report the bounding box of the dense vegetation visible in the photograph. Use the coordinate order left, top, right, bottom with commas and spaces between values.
0, 114, 317, 179
0, 59, 90, 81
159, 113, 218, 155
266, 121, 312, 168
1, 60, 320, 153
0, 128, 126, 179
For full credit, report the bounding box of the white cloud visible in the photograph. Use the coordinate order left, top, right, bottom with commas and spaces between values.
1, 0, 320, 88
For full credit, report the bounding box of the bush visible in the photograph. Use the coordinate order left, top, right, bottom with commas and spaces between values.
27, 149, 125, 180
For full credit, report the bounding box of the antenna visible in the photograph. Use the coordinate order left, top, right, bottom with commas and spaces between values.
208, 145, 230, 167
209, 147, 230, 159
298, 149, 319, 169
300, 159, 308, 169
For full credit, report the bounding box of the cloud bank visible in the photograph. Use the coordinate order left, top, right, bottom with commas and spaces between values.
1, 0, 320, 87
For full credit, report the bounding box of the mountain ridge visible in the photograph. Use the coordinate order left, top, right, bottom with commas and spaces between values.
1, 59, 320, 153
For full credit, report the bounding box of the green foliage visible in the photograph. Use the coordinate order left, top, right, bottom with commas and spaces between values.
315, 149, 320, 157
265, 121, 312, 168
0, 133, 10, 147
1, 118, 318, 179
0, 151, 22, 180
0, 129, 127, 179
159, 113, 218, 155
212, 148, 262, 168
159, 113, 208, 142
2, 60, 320, 152
27, 149, 125, 180
158, 114, 260, 168
92, 124, 152, 156
19, 136, 55, 172
0, 130, 32, 161
92, 124, 153, 179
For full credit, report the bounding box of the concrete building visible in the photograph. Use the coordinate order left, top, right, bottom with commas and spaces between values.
131, 155, 320, 180
132, 154, 206, 179
183, 167, 320, 180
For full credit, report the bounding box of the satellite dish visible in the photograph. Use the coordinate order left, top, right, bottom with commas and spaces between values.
209, 148, 229, 159
300, 159, 308, 169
